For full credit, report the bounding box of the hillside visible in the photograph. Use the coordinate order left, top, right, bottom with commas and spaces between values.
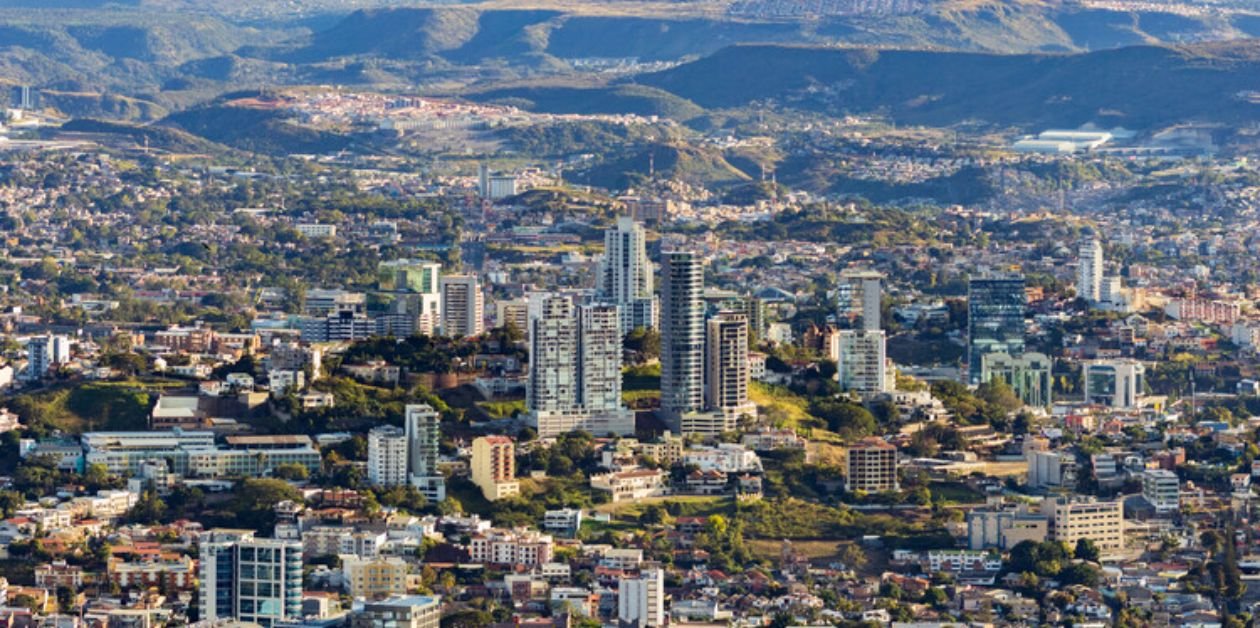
569, 143, 753, 190
636, 42, 1260, 129
162, 101, 353, 155
469, 84, 704, 119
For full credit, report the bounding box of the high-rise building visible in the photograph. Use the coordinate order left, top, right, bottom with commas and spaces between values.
378, 260, 440, 294
405, 404, 445, 501
377, 261, 441, 335
1082, 359, 1145, 409
980, 352, 1053, 407
199, 530, 302, 627
351, 596, 442, 628
471, 436, 520, 501
25, 335, 70, 381
967, 274, 1027, 384
660, 252, 705, 429
1078, 237, 1103, 304
844, 437, 898, 493
618, 568, 665, 627
833, 329, 888, 395
440, 275, 484, 338
597, 217, 658, 334
527, 295, 633, 437
703, 312, 757, 433
839, 269, 883, 331
367, 426, 408, 487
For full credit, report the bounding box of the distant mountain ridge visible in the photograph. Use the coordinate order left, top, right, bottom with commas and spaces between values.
633, 41, 1260, 128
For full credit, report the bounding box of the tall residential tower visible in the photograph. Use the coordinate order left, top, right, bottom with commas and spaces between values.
659, 251, 706, 430
597, 217, 658, 334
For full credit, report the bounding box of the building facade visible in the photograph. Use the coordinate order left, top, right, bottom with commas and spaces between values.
199, 530, 303, 627
440, 275, 484, 339
527, 295, 633, 437
597, 217, 658, 334
980, 352, 1052, 407
471, 436, 520, 501
405, 404, 445, 501
967, 274, 1027, 384
660, 252, 706, 430
844, 437, 898, 493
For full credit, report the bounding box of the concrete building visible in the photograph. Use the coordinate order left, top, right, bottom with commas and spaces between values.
967, 274, 1026, 384
1041, 497, 1125, 554
1083, 359, 1146, 409
1143, 469, 1180, 515
844, 437, 898, 493
367, 426, 408, 487
619, 568, 666, 627
341, 555, 408, 600
966, 502, 1049, 550
79, 431, 320, 479
496, 297, 529, 333
440, 275, 483, 339
660, 251, 706, 430
470, 436, 520, 501
833, 329, 889, 395
703, 312, 756, 434
527, 295, 633, 437
468, 528, 553, 566
378, 261, 442, 335
25, 335, 70, 381
839, 269, 883, 332
351, 596, 441, 628
1026, 449, 1077, 490
304, 289, 366, 316
597, 217, 658, 334
1078, 236, 1103, 304
405, 404, 445, 501
199, 530, 302, 627
980, 352, 1052, 407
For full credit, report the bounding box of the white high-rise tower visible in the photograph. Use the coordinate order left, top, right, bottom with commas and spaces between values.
597, 216, 658, 334
1078, 237, 1103, 304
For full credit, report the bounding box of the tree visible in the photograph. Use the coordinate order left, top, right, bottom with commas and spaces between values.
126, 490, 167, 524
623, 327, 660, 362
838, 543, 867, 571
273, 463, 310, 481
810, 399, 877, 438
230, 478, 303, 531
1074, 538, 1100, 562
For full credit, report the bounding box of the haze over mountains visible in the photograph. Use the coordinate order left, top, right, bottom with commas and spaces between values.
2, 0, 1259, 132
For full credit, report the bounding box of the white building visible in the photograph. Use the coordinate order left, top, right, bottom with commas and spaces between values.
527, 295, 633, 437
833, 329, 888, 395
25, 335, 70, 381
367, 425, 409, 487
405, 404, 445, 501
1143, 469, 1180, 515
1027, 449, 1077, 490
1082, 359, 1145, 409
1078, 237, 1103, 304
440, 275, 484, 339
619, 568, 666, 627
296, 223, 337, 239
839, 269, 883, 331
597, 217, 658, 334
